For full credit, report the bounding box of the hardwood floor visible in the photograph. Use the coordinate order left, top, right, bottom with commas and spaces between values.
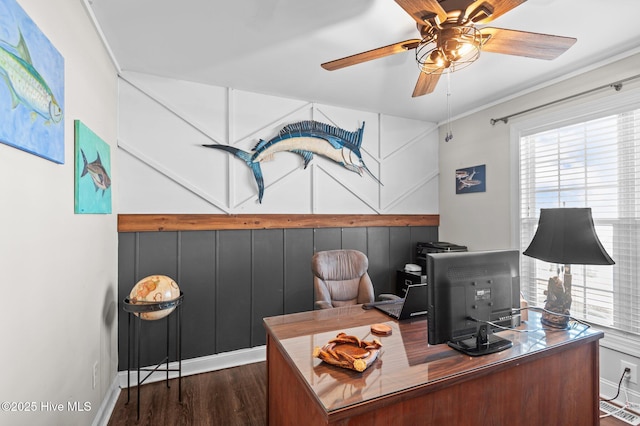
107, 362, 267, 426
107, 361, 629, 425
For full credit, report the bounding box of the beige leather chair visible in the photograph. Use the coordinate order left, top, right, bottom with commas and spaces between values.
312, 249, 398, 309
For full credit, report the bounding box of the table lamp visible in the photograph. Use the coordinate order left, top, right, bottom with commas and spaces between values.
523, 208, 614, 328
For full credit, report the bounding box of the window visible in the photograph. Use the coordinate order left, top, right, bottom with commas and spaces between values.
519, 107, 640, 336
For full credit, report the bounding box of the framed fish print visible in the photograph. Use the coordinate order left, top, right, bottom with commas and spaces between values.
74, 120, 112, 214
0, 0, 65, 163
456, 164, 486, 194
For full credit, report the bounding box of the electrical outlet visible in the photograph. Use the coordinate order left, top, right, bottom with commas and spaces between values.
621, 360, 637, 384
92, 361, 99, 389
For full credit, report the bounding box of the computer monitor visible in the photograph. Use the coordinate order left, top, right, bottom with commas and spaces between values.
426, 249, 520, 356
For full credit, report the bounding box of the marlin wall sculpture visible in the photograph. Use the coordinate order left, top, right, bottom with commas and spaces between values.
203, 120, 381, 203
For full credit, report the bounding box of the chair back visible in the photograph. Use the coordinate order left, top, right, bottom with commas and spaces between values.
311, 249, 375, 309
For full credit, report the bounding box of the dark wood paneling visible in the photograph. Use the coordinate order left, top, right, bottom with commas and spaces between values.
313, 227, 342, 252
252, 230, 284, 346
341, 227, 367, 253
367, 227, 392, 296
389, 227, 413, 272
118, 233, 137, 288
138, 232, 179, 278
118, 233, 136, 369
217, 230, 252, 352
117, 222, 440, 370
284, 229, 314, 314
179, 231, 216, 359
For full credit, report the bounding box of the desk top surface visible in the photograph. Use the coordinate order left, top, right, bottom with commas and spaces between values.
263, 305, 603, 414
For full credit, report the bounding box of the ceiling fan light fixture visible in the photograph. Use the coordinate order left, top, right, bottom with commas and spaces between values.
445, 39, 474, 61
416, 26, 481, 75
429, 49, 446, 67
460, 42, 475, 57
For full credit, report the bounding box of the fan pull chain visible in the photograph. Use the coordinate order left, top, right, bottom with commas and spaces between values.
445, 69, 453, 142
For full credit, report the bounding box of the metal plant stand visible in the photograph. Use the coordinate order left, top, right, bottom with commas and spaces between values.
123, 292, 184, 420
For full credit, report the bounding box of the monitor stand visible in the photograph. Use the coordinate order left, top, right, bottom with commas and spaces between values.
447, 325, 512, 357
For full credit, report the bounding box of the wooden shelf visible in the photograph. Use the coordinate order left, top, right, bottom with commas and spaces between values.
118, 214, 440, 232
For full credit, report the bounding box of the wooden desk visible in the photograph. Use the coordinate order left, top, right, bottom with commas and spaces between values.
263, 306, 603, 425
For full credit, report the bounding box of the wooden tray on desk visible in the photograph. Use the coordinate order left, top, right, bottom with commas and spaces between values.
313, 332, 382, 372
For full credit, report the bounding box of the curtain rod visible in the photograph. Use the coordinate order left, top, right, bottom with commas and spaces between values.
489, 74, 640, 125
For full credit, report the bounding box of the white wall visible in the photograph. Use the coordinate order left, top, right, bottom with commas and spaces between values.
439, 52, 640, 404
117, 72, 439, 214
0, 1, 118, 425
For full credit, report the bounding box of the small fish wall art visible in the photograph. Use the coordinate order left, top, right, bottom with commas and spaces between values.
0, 0, 65, 163
203, 120, 381, 203
74, 120, 112, 214
456, 164, 486, 194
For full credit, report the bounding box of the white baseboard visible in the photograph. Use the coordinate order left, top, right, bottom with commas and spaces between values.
93, 345, 266, 425
600, 377, 640, 408
117, 345, 266, 388
91, 375, 123, 426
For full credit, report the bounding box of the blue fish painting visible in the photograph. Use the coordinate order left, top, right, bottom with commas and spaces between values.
203, 120, 381, 203
0, 0, 65, 164
0, 29, 62, 123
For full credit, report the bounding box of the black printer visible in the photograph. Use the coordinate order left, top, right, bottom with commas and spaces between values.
416, 241, 467, 271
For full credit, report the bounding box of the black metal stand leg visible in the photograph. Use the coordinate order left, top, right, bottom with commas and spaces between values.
126, 311, 131, 404
136, 315, 141, 421
166, 314, 170, 388
178, 302, 182, 402
122, 292, 184, 421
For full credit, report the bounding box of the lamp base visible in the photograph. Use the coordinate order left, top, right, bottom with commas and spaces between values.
542, 275, 572, 329
541, 312, 570, 329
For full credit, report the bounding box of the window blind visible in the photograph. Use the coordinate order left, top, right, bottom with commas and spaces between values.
519, 108, 640, 335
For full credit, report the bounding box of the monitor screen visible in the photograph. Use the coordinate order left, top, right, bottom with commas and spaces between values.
426, 249, 520, 356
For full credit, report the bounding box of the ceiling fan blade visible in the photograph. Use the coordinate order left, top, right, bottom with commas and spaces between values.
465, 0, 526, 24
321, 39, 421, 71
481, 28, 576, 60
395, 0, 448, 25
412, 71, 441, 97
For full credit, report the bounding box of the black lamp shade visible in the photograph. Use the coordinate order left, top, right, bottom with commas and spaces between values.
523, 208, 615, 265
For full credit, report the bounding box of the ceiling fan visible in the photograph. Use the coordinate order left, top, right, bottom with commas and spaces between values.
321, 0, 577, 97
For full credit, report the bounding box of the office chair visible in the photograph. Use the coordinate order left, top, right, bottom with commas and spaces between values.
312, 249, 398, 309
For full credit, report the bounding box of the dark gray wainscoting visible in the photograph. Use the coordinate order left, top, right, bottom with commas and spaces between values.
118, 225, 437, 369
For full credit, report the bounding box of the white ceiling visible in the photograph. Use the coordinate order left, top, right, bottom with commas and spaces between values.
87, 0, 640, 123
